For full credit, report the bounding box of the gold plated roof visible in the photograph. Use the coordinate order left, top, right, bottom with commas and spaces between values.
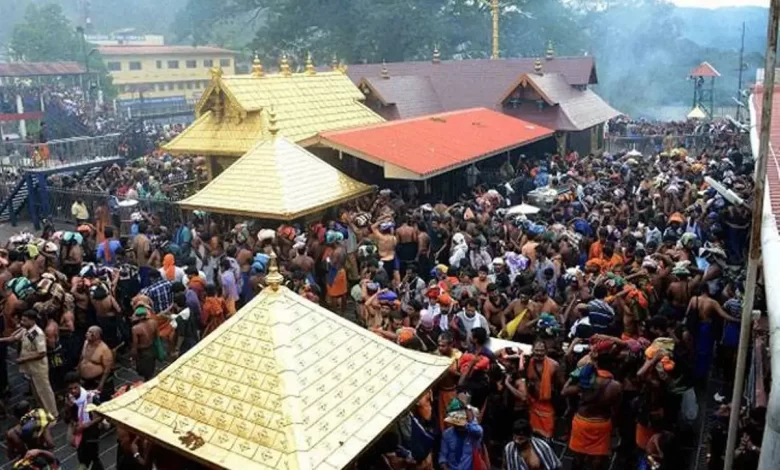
178, 135, 373, 220
163, 71, 384, 156
98, 287, 450, 470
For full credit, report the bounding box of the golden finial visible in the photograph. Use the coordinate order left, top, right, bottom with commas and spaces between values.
432, 45, 441, 64
280, 53, 291, 76
380, 60, 390, 79
490, 0, 500, 59
337, 60, 348, 74
268, 107, 279, 137
251, 53, 264, 78
331, 55, 339, 71
209, 66, 223, 81
304, 52, 316, 75
265, 252, 283, 292
534, 57, 543, 74
545, 40, 555, 61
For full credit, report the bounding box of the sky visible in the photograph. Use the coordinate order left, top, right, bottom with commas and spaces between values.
669, 0, 768, 7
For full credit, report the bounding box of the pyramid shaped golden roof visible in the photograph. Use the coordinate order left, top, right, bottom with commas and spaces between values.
163, 70, 384, 157
97, 285, 451, 470
178, 132, 373, 220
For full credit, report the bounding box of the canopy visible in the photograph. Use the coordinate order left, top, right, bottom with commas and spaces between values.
506, 203, 541, 217
179, 133, 373, 220
687, 106, 707, 120
97, 284, 451, 470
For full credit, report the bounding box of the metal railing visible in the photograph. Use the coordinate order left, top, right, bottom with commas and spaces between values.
0, 133, 121, 171
605, 133, 751, 157
46, 188, 185, 234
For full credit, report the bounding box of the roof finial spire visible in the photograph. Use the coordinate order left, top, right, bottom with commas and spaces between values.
304, 52, 316, 75
280, 53, 291, 76
534, 57, 543, 74
380, 60, 390, 79
331, 55, 339, 71
490, 0, 500, 59
265, 252, 284, 292
209, 65, 223, 81
268, 107, 279, 138
251, 52, 264, 78
433, 45, 441, 64
545, 40, 555, 61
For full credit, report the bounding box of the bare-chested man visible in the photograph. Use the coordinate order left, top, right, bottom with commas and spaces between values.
131, 306, 159, 381
79, 326, 113, 401
91, 283, 122, 351
500, 286, 535, 342
687, 286, 738, 382
666, 266, 701, 321
371, 217, 400, 285
323, 233, 347, 313
563, 344, 623, 470
21, 250, 42, 284
290, 244, 315, 277
395, 216, 418, 276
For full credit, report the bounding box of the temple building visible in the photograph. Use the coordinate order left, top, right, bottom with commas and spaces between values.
163, 55, 384, 178
341, 45, 620, 155
179, 110, 373, 220
97, 258, 450, 470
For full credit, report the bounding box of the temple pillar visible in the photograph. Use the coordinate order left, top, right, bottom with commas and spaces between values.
555, 131, 567, 156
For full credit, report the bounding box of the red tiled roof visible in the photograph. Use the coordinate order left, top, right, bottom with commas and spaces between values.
97, 45, 235, 56
689, 61, 721, 78
318, 108, 554, 178
753, 87, 780, 230
0, 62, 86, 77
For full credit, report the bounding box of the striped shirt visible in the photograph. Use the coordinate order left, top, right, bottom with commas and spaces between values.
504, 438, 562, 470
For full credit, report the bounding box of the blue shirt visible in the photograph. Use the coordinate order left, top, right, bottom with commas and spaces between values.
439, 421, 483, 470
141, 280, 174, 313
96, 240, 122, 267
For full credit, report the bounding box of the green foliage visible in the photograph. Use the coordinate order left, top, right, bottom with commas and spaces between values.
9, 3, 81, 61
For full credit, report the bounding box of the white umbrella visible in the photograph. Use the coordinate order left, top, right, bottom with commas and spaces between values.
506, 203, 541, 217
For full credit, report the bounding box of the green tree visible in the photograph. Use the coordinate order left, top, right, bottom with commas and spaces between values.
9, 3, 81, 61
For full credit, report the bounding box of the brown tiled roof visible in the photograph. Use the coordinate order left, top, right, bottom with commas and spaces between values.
503, 73, 621, 132
97, 45, 235, 56
325, 56, 595, 120
0, 62, 86, 77
360, 76, 444, 119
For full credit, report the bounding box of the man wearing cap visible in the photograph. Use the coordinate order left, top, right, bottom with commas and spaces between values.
12, 311, 58, 419
439, 404, 484, 470
130, 300, 158, 381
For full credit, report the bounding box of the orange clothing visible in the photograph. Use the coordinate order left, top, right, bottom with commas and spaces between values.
569, 414, 612, 456
635, 422, 656, 451
588, 240, 603, 261
153, 313, 175, 341
162, 254, 176, 281
604, 254, 625, 272
527, 357, 556, 438
201, 296, 226, 337
326, 268, 348, 297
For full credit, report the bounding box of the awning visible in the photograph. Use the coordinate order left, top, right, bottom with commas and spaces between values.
97, 284, 451, 470
179, 133, 373, 220
317, 108, 554, 180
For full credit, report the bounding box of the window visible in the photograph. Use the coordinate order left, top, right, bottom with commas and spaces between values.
157, 83, 166, 92
167, 83, 175, 91
202, 80, 209, 88
107, 61, 122, 71
186, 60, 197, 69
219, 58, 231, 67
118, 85, 126, 93
167, 60, 180, 69
186, 81, 193, 90
156, 60, 163, 69
177, 82, 185, 90
129, 61, 142, 71
203, 59, 213, 67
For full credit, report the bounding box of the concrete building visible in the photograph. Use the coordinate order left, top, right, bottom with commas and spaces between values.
96, 45, 236, 104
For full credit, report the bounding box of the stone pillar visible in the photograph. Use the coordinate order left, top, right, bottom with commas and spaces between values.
16, 95, 26, 140
555, 131, 567, 156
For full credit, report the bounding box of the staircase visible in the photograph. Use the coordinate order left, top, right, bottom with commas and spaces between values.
0, 176, 37, 223
43, 100, 92, 139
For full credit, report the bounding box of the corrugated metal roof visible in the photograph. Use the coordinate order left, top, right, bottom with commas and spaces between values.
179, 134, 373, 219
318, 108, 553, 178
0, 62, 86, 77
98, 285, 450, 470
97, 45, 235, 56
360, 76, 444, 119
327, 56, 598, 123
689, 61, 721, 78
502, 73, 621, 131
753, 88, 780, 231
164, 71, 385, 156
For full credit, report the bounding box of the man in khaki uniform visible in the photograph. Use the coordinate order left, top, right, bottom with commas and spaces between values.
17, 310, 58, 418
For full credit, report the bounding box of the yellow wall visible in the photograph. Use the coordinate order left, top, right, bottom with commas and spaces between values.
102, 52, 236, 101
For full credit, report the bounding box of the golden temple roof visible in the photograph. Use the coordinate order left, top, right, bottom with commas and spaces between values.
178, 133, 373, 220
97, 286, 450, 470
163, 70, 384, 156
